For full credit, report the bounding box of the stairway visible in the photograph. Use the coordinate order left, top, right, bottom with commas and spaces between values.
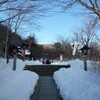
24, 64, 70, 76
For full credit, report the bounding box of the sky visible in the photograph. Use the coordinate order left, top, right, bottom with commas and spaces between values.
26, 7, 96, 44
35, 13, 79, 44
25, 3, 95, 44
22, 4, 86, 44
31, 12, 83, 44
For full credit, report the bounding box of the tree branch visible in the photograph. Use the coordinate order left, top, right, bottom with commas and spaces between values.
94, 0, 99, 8
90, 0, 95, 8
65, 0, 76, 9
76, 0, 100, 17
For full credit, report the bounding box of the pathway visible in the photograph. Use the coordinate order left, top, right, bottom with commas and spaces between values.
30, 76, 63, 100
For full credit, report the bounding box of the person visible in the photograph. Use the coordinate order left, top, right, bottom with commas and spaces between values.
42, 59, 45, 64
59, 54, 63, 61
42, 58, 46, 64
46, 59, 51, 64
42, 58, 51, 64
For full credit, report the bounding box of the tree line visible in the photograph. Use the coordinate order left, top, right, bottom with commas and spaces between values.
0, 23, 41, 59
0, 21, 100, 61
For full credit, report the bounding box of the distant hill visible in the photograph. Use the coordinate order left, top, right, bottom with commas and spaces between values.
39, 44, 55, 50
97, 45, 100, 50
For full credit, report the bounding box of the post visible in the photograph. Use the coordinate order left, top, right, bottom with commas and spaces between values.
13, 54, 17, 71
83, 56, 87, 71
23, 49, 25, 61
5, 30, 9, 63
5, 21, 10, 63
6, 45, 9, 63
80, 45, 90, 71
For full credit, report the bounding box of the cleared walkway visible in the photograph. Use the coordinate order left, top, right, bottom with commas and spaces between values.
30, 76, 63, 100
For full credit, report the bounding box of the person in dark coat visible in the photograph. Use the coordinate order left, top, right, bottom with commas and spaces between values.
46, 59, 51, 64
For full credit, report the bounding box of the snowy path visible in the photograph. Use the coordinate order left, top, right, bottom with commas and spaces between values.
30, 76, 62, 100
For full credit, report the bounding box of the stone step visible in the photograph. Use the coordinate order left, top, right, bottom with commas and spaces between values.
24, 64, 70, 76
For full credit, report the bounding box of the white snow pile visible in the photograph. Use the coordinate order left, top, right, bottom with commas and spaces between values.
53, 59, 100, 100
0, 58, 42, 71
51, 61, 69, 65
0, 58, 39, 100
1, 57, 100, 100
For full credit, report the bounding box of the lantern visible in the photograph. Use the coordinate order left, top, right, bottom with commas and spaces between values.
80, 45, 90, 71
80, 45, 90, 55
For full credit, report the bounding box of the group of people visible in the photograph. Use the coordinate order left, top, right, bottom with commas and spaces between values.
42, 58, 51, 64
42, 55, 63, 64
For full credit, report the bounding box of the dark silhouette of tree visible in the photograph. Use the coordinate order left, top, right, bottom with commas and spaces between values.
0, 23, 22, 57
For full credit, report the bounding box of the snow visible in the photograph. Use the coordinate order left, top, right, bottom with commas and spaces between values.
0, 58, 100, 100
25, 50, 31, 55
0, 58, 42, 71
53, 59, 100, 100
0, 58, 39, 100
51, 60, 69, 65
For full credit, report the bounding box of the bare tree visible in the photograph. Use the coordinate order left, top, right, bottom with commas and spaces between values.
0, 0, 50, 23
73, 16, 99, 46
5, 1, 31, 33
56, 35, 72, 60
51, 0, 100, 18
2, 0, 50, 63
0, 0, 19, 22
0, 0, 17, 6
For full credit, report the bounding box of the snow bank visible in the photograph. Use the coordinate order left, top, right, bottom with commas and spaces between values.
0, 70, 39, 100
54, 67, 100, 100
0, 58, 39, 100
0, 58, 42, 71
51, 61, 68, 65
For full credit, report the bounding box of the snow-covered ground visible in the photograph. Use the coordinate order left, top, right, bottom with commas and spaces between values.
53, 59, 100, 100
0, 58, 40, 100
0, 58, 100, 100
